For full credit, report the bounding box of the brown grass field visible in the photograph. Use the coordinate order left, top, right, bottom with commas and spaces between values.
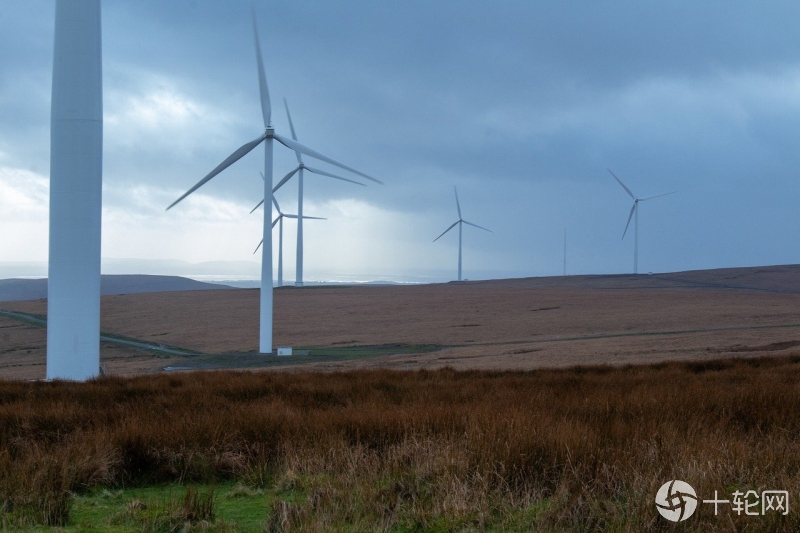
2, 265, 800, 529
3, 265, 800, 378
1, 360, 800, 530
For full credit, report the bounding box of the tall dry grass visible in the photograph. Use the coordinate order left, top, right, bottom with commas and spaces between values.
1, 357, 800, 530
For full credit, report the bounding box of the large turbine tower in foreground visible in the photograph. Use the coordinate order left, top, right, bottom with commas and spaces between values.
47, 0, 103, 380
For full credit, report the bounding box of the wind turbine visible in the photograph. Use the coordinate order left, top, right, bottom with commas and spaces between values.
608, 169, 675, 274
434, 186, 492, 281
167, 11, 379, 354
48, 0, 103, 381
253, 196, 325, 288
249, 98, 372, 287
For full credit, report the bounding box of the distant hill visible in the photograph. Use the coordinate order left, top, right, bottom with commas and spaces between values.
430, 264, 800, 294
4, 264, 800, 304
0, 275, 233, 302
446, 264, 800, 295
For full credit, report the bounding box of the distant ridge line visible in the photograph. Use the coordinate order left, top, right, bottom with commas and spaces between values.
0, 274, 235, 303
3, 264, 800, 302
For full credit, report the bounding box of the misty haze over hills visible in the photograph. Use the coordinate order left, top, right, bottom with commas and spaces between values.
0, 259, 465, 285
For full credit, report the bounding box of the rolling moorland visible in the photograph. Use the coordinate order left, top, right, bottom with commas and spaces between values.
2, 265, 800, 530
2, 265, 800, 378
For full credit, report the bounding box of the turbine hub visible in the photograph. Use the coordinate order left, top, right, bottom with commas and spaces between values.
265, 126, 275, 138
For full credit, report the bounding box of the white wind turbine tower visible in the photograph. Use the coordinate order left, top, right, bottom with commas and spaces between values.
249, 98, 374, 287
253, 196, 325, 288
608, 169, 675, 274
434, 186, 492, 281
48, 0, 103, 381
167, 12, 379, 353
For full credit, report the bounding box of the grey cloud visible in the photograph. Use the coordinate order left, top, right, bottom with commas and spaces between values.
2, 1, 800, 277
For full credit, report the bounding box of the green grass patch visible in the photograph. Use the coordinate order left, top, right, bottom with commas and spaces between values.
2, 479, 552, 532
0, 309, 47, 327
61, 483, 267, 532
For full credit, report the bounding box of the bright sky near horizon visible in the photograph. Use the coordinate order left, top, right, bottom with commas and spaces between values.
1, 1, 799, 282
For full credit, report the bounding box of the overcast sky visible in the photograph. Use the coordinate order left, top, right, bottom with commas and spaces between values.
2, 1, 800, 282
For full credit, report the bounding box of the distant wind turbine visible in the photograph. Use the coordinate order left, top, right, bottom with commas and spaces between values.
434, 186, 492, 281
608, 169, 675, 274
253, 196, 325, 288
249, 98, 371, 287
167, 11, 379, 353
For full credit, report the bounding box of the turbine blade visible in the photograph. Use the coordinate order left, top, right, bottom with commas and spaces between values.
283, 97, 302, 164
167, 134, 266, 210
284, 214, 326, 220
260, 171, 265, 181
272, 132, 383, 184
305, 166, 366, 186
639, 190, 677, 201
249, 199, 265, 214
433, 221, 459, 242
608, 169, 636, 200
272, 195, 281, 213
253, 239, 263, 254
454, 186, 462, 219
251, 8, 271, 127
272, 215, 280, 228
272, 166, 300, 194
622, 202, 636, 239
463, 220, 492, 233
